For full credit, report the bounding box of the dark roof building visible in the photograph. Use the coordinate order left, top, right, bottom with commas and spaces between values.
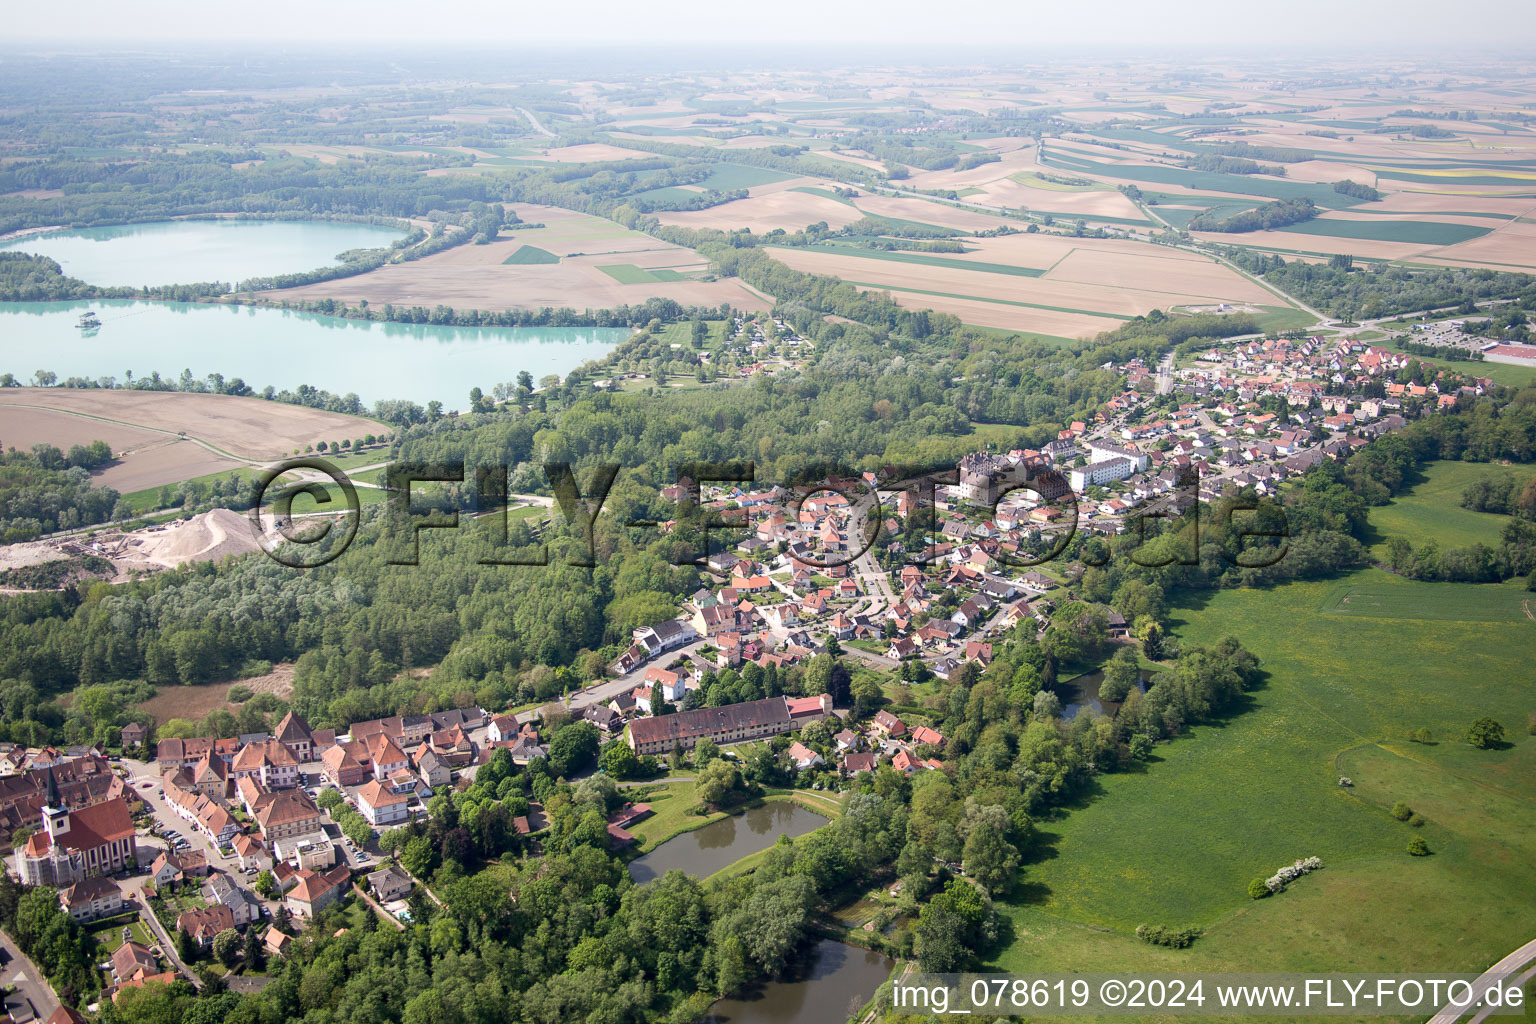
627, 697, 793, 755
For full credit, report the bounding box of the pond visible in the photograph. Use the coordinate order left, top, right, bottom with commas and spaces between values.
0, 300, 627, 408
701, 938, 892, 1024
0, 219, 407, 288
1052, 668, 1157, 721
627, 801, 828, 885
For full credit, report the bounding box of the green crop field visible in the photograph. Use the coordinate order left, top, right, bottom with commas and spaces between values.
597, 264, 685, 284
502, 245, 559, 265
1365, 460, 1536, 560
990, 569, 1536, 1004
697, 162, 797, 189
1277, 218, 1491, 245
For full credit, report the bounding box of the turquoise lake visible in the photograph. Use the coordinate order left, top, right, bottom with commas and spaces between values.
0, 219, 407, 289
0, 300, 627, 408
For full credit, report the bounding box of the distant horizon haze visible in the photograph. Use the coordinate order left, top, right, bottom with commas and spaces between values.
5, 0, 1535, 51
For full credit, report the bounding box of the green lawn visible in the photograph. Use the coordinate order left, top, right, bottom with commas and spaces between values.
1365, 459, 1536, 560
1252, 304, 1322, 334
991, 569, 1536, 1002
91, 915, 153, 953
618, 781, 724, 851
964, 421, 1031, 446
502, 245, 559, 265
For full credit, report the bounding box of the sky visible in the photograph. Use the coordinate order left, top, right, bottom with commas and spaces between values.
6, 0, 1536, 51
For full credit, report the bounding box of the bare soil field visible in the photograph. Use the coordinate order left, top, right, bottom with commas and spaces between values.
1042, 248, 1275, 304
965, 178, 1149, 221
0, 403, 163, 453
0, 396, 246, 492
818, 150, 888, 172
856, 287, 1121, 338
0, 389, 388, 461
1421, 220, 1536, 270
1369, 193, 1536, 217
657, 190, 865, 234
269, 205, 770, 313
95, 439, 245, 493
768, 243, 1265, 328
134, 662, 294, 726
954, 231, 1215, 269
850, 195, 1015, 233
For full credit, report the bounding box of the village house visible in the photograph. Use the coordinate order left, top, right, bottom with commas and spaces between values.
177, 904, 237, 947
787, 742, 824, 771
230, 739, 300, 790
286, 864, 353, 918
201, 871, 262, 926
149, 849, 209, 889
367, 865, 413, 903
841, 752, 877, 776
356, 779, 411, 826
59, 876, 124, 922
251, 787, 323, 844
872, 710, 908, 739
274, 710, 315, 762
321, 744, 367, 787
111, 941, 158, 985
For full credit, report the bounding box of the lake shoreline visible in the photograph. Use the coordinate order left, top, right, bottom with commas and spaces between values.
0, 298, 628, 409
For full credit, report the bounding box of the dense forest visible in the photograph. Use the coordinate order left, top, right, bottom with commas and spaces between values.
0, 442, 125, 542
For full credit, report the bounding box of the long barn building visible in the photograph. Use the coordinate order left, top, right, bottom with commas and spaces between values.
627, 695, 832, 755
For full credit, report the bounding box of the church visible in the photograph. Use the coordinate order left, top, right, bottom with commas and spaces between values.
16, 769, 137, 887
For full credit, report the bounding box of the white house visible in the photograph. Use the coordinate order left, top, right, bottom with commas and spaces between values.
355, 779, 410, 827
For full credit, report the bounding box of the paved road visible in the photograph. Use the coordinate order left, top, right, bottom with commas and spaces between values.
1155, 351, 1174, 396
517, 107, 556, 138
0, 924, 58, 1022
133, 888, 202, 989
1428, 936, 1536, 1024
120, 758, 231, 874
517, 639, 710, 726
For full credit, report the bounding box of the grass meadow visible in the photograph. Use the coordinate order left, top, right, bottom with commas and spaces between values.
991, 569, 1536, 1012
1363, 459, 1536, 560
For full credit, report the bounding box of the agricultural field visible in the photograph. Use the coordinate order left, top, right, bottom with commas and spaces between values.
502, 244, 559, 265
991, 570, 1536, 1001
265, 204, 770, 314
1364, 460, 1536, 561
767, 233, 1282, 336
0, 388, 389, 492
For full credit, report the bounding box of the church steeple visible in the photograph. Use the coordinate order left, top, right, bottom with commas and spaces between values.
42, 765, 69, 838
